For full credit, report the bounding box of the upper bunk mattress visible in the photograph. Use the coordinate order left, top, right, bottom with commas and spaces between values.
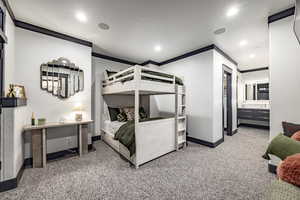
103, 120, 126, 136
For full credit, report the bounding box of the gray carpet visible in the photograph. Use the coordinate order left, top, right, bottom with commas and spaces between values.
1, 127, 275, 200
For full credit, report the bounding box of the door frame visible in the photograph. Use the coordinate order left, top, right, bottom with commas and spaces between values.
0, 1, 6, 181
222, 65, 233, 137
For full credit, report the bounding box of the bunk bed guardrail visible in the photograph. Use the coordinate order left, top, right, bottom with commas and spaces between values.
102, 66, 177, 86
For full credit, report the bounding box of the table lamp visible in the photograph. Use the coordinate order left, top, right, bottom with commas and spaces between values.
73, 104, 85, 122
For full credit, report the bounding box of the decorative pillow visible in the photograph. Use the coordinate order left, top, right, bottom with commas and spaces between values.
263, 133, 300, 160
117, 112, 127, 122
122, 107, 135, 121
282, 121, 300, 137
139, 107, 147, 119
291, 131, 300, 142
277, 153, 300, 186
108, 107, 120, 121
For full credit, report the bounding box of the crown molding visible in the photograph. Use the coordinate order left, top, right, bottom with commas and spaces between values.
159, 44, 214, 66
159, 44, 238, 66
140, 60, 161, 66
213, 45, 238, 66
268, 7, 295, 24
92, 52, 138, 66
239, 67, 269, 73
15, 20, 93, 47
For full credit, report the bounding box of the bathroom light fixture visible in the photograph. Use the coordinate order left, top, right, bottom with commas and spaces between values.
98, 23, 110, 30
239, 40, 248, 46
226, 6, 239, 17
154, 45, 162, 52
75, 12, 87, 23
249, 54, 256, 58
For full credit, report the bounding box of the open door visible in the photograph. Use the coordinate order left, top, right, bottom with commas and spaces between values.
0, 42, 3, 181
223, 65, 233, 137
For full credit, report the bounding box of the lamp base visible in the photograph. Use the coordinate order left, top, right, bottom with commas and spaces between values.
75, 113, 83, 122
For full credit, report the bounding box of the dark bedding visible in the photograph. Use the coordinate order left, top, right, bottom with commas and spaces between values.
114, 117, 164, 156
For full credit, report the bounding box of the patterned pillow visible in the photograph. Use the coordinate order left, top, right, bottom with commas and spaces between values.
139, 107, 147, 119
291, 131, 300, 142
277, 153, 300, 186
108, 107, 120, 121
121, 107, 135, 121
117, 112, 127, 122
282, 122, 300, 137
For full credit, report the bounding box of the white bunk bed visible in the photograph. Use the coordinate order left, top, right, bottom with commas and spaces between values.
101, 65, 187, 168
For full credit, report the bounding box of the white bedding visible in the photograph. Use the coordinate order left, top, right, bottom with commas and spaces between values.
103, 120, 126, 136
269, 154, 282, 166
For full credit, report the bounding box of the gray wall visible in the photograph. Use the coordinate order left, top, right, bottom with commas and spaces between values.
153, 51, 215, 142
152, 49, 238, 143
92, 57, 132, 135
269, 16, 300, 139
14, 28, 92, 163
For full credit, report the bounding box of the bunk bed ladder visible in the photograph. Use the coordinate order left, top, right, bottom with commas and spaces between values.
175, 85, 187, 151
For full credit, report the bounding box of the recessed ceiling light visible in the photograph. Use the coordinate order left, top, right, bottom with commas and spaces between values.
75, 11, 87, 23
239, 40, 248, 46
98, 23, 110, 30
226, 6, 239, 17
214, 28, 226, 35
154, 45, 162, 52
249, 54, 256, 58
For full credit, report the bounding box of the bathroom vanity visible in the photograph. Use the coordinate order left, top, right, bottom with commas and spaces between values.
238, 80, 270, 128
238, 108, 270, 126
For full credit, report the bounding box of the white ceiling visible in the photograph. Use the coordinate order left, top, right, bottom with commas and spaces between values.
9, 0, 294, 70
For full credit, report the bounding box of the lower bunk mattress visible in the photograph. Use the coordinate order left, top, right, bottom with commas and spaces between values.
103, 120, 126, 137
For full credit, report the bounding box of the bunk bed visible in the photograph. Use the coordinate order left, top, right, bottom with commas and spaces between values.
101, 65, 187, 168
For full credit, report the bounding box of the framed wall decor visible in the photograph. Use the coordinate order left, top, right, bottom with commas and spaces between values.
40, 57, 84, 99
6, 84, 26, 99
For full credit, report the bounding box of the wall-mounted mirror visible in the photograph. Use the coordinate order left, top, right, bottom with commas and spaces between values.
245, 82, 269, 101
245, 84, 255, 100
40, 58, 84, 99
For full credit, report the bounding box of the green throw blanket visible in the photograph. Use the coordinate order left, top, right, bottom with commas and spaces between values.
263, 133, 300, 160
114, 118, 163, 156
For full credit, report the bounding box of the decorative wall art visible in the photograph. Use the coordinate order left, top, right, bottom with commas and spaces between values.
6, 84, 26, 98
40, 58, 84, 99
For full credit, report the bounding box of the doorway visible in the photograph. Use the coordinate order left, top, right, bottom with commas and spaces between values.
223, 65, 233, 137
0, 42, 3, 181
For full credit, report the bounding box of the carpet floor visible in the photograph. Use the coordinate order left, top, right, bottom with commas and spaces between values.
0, 127, 275, 200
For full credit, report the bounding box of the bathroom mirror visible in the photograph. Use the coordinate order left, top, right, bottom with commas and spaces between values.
245, 83, 269, 101
245, 84, 255, 100
40, 58, 84, 99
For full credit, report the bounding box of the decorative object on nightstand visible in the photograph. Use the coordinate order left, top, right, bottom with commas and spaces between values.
38, 118, 46, 126
31, 112, 36, 126
6, 84, 16, 98
6, 84, 26, 98
73, 104, 85, 122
